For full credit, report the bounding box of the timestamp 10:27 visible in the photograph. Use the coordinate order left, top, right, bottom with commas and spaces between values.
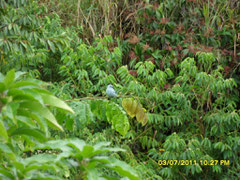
158, 160, 230, 166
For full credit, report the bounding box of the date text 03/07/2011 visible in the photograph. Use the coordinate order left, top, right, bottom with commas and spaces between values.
158, 160, 230, 166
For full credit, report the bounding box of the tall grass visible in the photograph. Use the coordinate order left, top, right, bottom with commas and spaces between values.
40, 0, 142, 40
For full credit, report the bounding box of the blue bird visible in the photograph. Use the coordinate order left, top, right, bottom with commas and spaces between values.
106, 84, 117, 98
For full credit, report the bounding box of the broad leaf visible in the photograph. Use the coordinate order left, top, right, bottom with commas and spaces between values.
0, 116, 8, 142
122, 98, 148, 126
0, 82, 6, 93
11, 81, 39, 89
10, 127, 47, 142
41, 94, 74, 113
48, 40, 56, 53
122, 98, 138, 118
4, 69, 15, 87
19, 101, 63, 131
105, 158, 140, 180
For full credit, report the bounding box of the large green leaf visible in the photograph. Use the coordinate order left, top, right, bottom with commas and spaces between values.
91, 145, 125, 158
14, 72, 26, 81
10, 127, 47, 142
87, 169, 103, 180
0, 142, 15, 161
66, 139, 87, 153
0, 116, 8, 142
41, 94, 74, 113
105, 158, 140, 180
11, 81, 39, 89
10, 92, 41, 103
5, 102, 19, 124
32, 88, 53, 95
17, 109, 49, 134
34, 141, 72, 155
3, 69, 15, 87
89, 100, 129, 136
0, 73, 4, 82
21, 89, 44, 104
81, 145, 95, 158
69, 101, 94, 126
24, 154, 57, 164
48, 40, 56, 53
16, 115, 37, 128
106, 102, 129, 136
19, 101, 63, 131
0, 168, 15, 179
0, 82, 6, 93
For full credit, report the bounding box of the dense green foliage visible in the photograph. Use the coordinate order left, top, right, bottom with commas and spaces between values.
0, 0, 239, 179
0, 70, 140, 179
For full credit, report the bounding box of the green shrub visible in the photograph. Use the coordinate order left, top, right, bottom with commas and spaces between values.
0, 0, 80, 80
0, 70, 140, 180
117, 52, 240, 179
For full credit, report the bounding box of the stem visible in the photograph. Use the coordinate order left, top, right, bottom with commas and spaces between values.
77, 0, 80, 26
64, 95, 146, 102
131, 125, 153, 143
64, 96, 107, 102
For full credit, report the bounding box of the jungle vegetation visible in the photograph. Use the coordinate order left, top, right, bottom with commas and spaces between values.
0, 0, 239, 179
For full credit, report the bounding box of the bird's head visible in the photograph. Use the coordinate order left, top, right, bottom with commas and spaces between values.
107, 84, 113, 88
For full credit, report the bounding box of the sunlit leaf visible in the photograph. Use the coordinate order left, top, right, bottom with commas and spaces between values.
10, 127, 47, 142
19, 101, 63, 131
4, 69, 15, 87
41, 94, 74, 114
0, 116, 8, 142
122, 98, 138, 118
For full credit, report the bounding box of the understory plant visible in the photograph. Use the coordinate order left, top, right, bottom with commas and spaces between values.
116, 52, 240, 179
1, 0, 240, 179
53, 52, 240, 179
0, 70, 140, 180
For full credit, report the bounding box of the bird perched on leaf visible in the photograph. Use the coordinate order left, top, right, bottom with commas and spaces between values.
106, 84, 117, 98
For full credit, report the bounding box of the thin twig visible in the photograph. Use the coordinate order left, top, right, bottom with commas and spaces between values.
77, 0, 81, 26
233, 33, 237, 63
78, 1, 96, 37
64, 96, 107, 102
131, 125, 153, 143
64, 95, 148, 102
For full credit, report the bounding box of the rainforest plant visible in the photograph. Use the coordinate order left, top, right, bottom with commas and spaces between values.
1, 0, 240, 179
0, 0, 80, 80
59, 35, 122, 96
117, 52, 240, 179
0, 70, 140, 179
